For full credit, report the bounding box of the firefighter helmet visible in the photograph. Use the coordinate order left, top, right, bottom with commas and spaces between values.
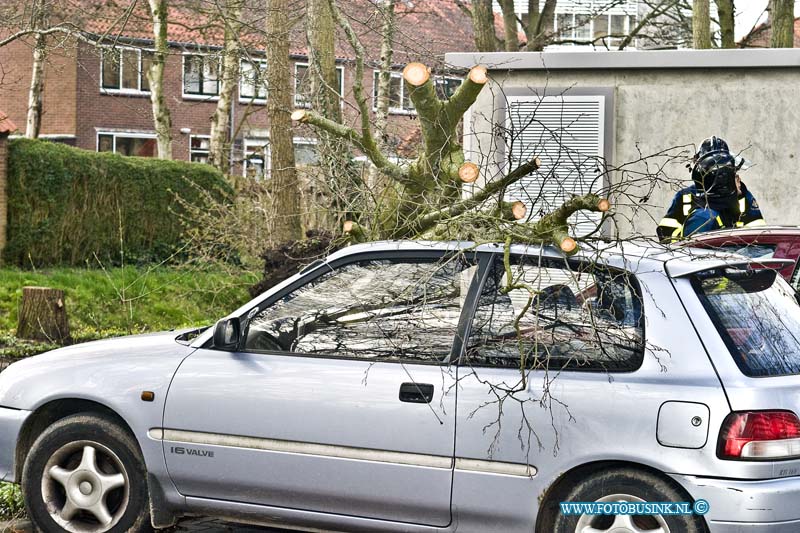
692, 151, 737, 201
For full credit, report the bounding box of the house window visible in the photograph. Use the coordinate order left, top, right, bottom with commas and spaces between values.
435, 77, 461, 100
505, 94, 606, 236
101, 47, 153, 93
372, 71, 414, 114
190, 135, 211, 163
183, 54, 220, 98
294, 63, 344, 108
294, 138, 319, 166
555, 13, 633, 46
240, 59, 268, 102
243, 138, 270, 179
97, 132, 157, 157
373, 72, 461, 112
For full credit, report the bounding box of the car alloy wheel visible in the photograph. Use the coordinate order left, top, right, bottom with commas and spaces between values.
574, 494, 670, 533
40, 440, 130, 533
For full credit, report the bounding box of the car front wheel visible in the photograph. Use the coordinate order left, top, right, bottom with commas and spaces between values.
552, 467, 707, 533
22, 413, 152, 533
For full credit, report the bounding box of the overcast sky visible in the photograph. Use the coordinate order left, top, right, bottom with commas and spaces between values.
735, 1, 800, 40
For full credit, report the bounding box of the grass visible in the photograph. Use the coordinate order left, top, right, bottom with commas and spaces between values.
0, 265, 259, 359
0, 264, 260, 518
0, 482, 23, 520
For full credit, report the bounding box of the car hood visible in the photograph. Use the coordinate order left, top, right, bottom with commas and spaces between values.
0, 329, 197, 410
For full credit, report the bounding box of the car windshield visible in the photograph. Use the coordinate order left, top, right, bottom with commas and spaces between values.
693, 268, 800, 377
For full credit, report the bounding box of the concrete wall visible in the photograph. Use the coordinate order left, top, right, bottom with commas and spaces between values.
452, 51, 800, 238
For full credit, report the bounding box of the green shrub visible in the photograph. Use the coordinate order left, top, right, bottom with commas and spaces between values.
0, 482, 24, 519
4, 138, 232, 267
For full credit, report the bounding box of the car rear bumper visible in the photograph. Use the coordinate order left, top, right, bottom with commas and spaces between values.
0, 406, 30, 483
672, 473, 800, 532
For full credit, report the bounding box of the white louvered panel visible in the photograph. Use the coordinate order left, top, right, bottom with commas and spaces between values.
494, 0, 637, 15
505, 95, 605, 238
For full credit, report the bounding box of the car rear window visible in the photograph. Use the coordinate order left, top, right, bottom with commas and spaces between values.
693, 269, 800, 377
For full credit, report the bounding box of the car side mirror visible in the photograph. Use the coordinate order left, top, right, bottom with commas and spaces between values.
213, 318, 241, 351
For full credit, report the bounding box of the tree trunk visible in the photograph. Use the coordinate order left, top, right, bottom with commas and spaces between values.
498, 0, 519, 51
692, 0, 712, 49
25, 33, 46, 139
147, 0, 173, 159
308, 0, 357, 222
266, 0, 302, 242
209, 0, 243, 172
471, 0, 499, 52
714, 0, 735, 48
25, 0, 47, 139
523, 0, 556, 51
17, 287, 70, 343
369, 0, 396, 190
770, 0, 794, 48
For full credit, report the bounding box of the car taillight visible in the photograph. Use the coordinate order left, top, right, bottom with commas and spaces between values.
718, 410, 800, 460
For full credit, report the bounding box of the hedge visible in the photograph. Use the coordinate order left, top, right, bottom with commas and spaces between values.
4, 138, 232, 266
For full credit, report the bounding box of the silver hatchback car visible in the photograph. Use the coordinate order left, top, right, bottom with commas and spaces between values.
2, 240, 800, 533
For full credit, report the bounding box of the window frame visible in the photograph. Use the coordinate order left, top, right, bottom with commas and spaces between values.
231, 250, 490, 366
372, 70, 416, 115
293, 137, 319, 167
458, 252, 646, 372
294, 62, 345, 109
239, 58, 268, 103
96, 130, 158, 156
189, 134, 211, 163
242, 137, 270, 179
182, 53, 221, 100
553, 12, 633, 47
100, 45, 153, 95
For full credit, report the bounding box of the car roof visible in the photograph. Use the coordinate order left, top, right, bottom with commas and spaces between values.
326, 238, 762, 278
689, 225, 800, 241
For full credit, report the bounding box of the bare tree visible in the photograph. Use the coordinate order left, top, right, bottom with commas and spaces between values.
266, 0, 303, 241
715, 0, 735, 48
461, 0, 682, 53
770, 0, 795, 48
369, 0, 396, 192
147, 0, 173, 159
522, 0, 558, 51
693, 0, 712, 48
25, 0, 48, 139
209, 0, 245, 172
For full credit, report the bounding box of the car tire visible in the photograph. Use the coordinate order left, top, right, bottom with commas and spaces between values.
21, 412, 153, 533
552, 467, 707, 533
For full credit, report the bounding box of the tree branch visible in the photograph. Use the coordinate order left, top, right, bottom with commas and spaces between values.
292, 109, 408, 184
394, 157, 541, 237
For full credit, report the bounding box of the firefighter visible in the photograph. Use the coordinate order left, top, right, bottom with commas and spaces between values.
656, 137, 765, 241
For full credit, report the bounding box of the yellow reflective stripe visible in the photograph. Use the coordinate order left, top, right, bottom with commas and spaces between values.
715, 216, 723, 226
736, 221, 744, 227
739, 198, 746, 213
682, 194, 692, 216
745, 219, 766, 227
659, 218, 682, 229
672, 226, 682, 238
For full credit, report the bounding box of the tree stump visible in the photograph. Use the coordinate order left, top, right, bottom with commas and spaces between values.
17, 286, 70, 344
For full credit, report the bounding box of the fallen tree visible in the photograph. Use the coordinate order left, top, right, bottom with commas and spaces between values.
293, 57, 608, 255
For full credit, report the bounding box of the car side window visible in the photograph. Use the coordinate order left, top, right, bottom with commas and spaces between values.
245, 256, 478, 363
465, 255, 644, 371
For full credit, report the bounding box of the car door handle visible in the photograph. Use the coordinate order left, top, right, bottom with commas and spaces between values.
399, 382, 434, 404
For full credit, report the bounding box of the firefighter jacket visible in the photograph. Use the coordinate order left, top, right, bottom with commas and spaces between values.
656, 182, 765, 241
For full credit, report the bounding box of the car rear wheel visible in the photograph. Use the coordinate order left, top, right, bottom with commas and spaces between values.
552, 467, 707, 533
21, 413, 152, 533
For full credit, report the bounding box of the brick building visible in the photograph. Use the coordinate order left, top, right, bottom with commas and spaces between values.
0, 0, 479, 177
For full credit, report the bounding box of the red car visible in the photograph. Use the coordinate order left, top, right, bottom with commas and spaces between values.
689, 226, 800, 289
